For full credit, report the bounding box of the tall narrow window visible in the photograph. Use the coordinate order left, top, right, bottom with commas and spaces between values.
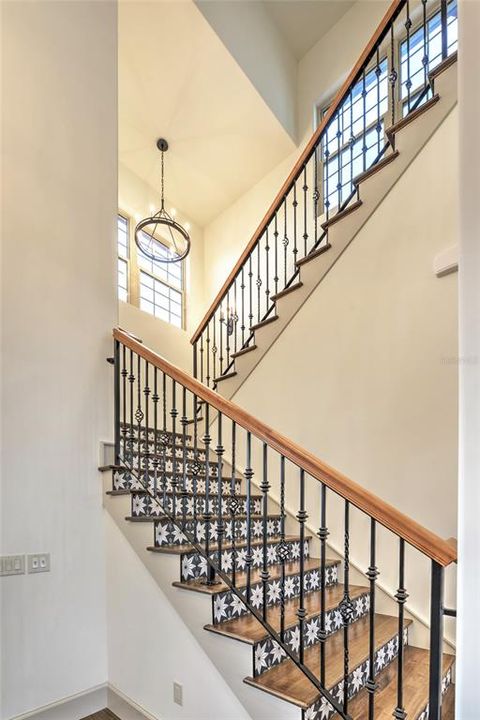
117, 214, 129, 302
137, 231, 184, 328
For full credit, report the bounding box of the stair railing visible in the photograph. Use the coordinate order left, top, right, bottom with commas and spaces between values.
113, 328, 456, 720
190, 0, 457, 387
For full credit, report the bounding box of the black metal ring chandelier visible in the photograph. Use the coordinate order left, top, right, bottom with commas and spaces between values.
134, 138, 191, 264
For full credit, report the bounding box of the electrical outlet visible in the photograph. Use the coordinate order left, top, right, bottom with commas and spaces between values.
27, 553, 50, 574
0, 555, 25, 576
173, 682, 183, 706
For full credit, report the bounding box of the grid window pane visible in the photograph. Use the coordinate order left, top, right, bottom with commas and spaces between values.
118, 257, 128, 302
118, 215, 129, 260
137, 231, 184, 291
139, 271, 183, 327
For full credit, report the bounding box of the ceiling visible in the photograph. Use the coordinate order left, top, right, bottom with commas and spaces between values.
262, 0, 355, 60
119, 1, 296, 227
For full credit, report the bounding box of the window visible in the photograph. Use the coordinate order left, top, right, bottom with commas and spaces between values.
117, 214, 129, 302
400, 0, 458, 115
116, 212, 185, 329
321, 58, 388, 211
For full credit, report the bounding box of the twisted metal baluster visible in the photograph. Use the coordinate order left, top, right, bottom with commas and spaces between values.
260, 443, 270, 621
161, 372, 167, 505
257, 241, 262, 324
362, 70, 367, 173
143, 360, 150, 489
230, 420, 237, 586
342, 501, 353, 714
265, 229, 270, 317
241, 267, 246, 348
128, 350, 135, 465
180, 387, 188, 529
422, 0, 428, 92
206, 323, 211, 388
136, 355, 143, 479
292, 181, 298, 265
170, 380, 178, 518
394, 538, 408, 719
274, 212, 279, 297
389, 24, 397, 141
297, 469, 307, 663
313, 145, 319, 247
375, 48, 382, 158
121, 344, 128, 456
279, 455, 287, 642
244, 431, 254, 604
303, 166, 308, 256
366, 519, 379, 720
405, 1, 412, 113
337, 109, 343, 210
318, 483, 328, 685
152, 368, 159, 498
440, 0, 448, 61
248, 255, 253, 336
283, 198, 288, 286
216, 412, 224, 574
212, 316, 217, 385
218, 306, 223, 377
192, 393, 199, 542
199, 335, 204, 384
233, 280, 238, 356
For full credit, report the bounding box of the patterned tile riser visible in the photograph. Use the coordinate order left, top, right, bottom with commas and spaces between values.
112, 468, 241, 495
212, 563, 339, 624
181, 539, 313, 584
127, 454, 222, 475
120, 426, 190, 443
302, 627, 409, 720
131, 491, 262, 518
155, 516, 283, 548
121, 441, 207, 460
252, 591, 371, 677
416, 666, 454, 720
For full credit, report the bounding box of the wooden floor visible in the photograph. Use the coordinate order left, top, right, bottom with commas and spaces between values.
80, 710, 119, 720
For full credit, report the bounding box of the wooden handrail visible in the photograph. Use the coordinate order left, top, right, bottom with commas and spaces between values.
190, 0, 406, 345
114, 328, 457, 567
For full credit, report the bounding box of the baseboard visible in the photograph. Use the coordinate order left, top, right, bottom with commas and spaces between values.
8, 683, 108, 720
107, 685, 159, 720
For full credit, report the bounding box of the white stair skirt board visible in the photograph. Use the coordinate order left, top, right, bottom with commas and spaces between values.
8, 684, 108, 720
434, 244, 459, 277
103, 477, 299, 720
216, 56, 458, 401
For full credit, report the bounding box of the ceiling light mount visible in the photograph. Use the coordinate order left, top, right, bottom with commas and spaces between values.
134, 138, 190, 264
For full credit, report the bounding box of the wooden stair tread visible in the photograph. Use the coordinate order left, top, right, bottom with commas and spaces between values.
244, 614, 412, 709
295, 242, 331, 268
271, 281, 303, 302
148, 533, 314, 557
172, 556, 339, 595
353, 150, 399, 186
321, 199, 362, 230
231, 344, 257, 359
386, 94, 440, 142
205, 583, 368, 644
214, 370, 237, 383
251, 315, 278, 332
332, 645, 455, 719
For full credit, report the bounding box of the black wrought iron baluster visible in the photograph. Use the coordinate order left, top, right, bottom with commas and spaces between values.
216, 412, 224, 574
233, 281, 238, 356
206, 323, 211, 388
181, 387, 188, 529
193, 342, 198, 382
318, 483, 328, 685
121, 343, 128, 461
152, 368, 159, 498
422, 0, 428, 91
362, 70, 367, 173
441, 0, 448, 61
265, 229, 270, 316
297, 469, 307, 663
283, 198, 288, 286
313, 146, 319, 246
260, 443, 270, 621
279, 455, 287, 642
143, 360, 150, 490
161, 372, 167, 504
349, 90, 357, 201
428, 561, 445, 720
136, 354, 143, 479
241, 267, 246, 348
128, 350, 135, 465
202, 403, 216, 584
192, 393, 199, 543
212, 316, 217, 385
200, 335, 204, 384
248, 255, 253, 335
342, 500, 352, 714
230, 420, 237, 586
257, 241, 262, 323
303, 166, 308, 256
113, 340, 120, 464
375, 48, 382, 158
394, 538, 408, 720
170, 380, 178, 518
244, 431, 254, 604
405, 1, 412, 113
389, 25, 397, 140
274, 213, 279, 297
219, 306, 224, 377
366, 519, 379, 720
337, 109, 343, 210
225, 290, 230, 370
292, 181, 298, 265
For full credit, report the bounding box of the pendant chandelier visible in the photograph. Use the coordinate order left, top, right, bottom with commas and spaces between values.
135, 138, 191, 264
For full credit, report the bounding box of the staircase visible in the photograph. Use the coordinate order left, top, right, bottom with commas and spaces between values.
103, 327, 456, 720
105, 1, 458, 717
191, 0, 458, 400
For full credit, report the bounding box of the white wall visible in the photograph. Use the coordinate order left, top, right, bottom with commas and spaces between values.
0, 2, 117, 718
456, 1, 480, 715
118, 163, 205, 369
196, 0, 298, 140
231, 109, 459, 630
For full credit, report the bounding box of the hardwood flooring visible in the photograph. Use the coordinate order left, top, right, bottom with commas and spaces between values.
80, 710, 119, 720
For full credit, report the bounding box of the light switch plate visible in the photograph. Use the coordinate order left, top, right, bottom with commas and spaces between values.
27, 553, 50, 574
0, 555, 25, 576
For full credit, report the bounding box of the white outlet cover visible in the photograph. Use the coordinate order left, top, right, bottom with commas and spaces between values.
173, 682, 183, 706
0, 555, 25, 576
27, 553, 50, 574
